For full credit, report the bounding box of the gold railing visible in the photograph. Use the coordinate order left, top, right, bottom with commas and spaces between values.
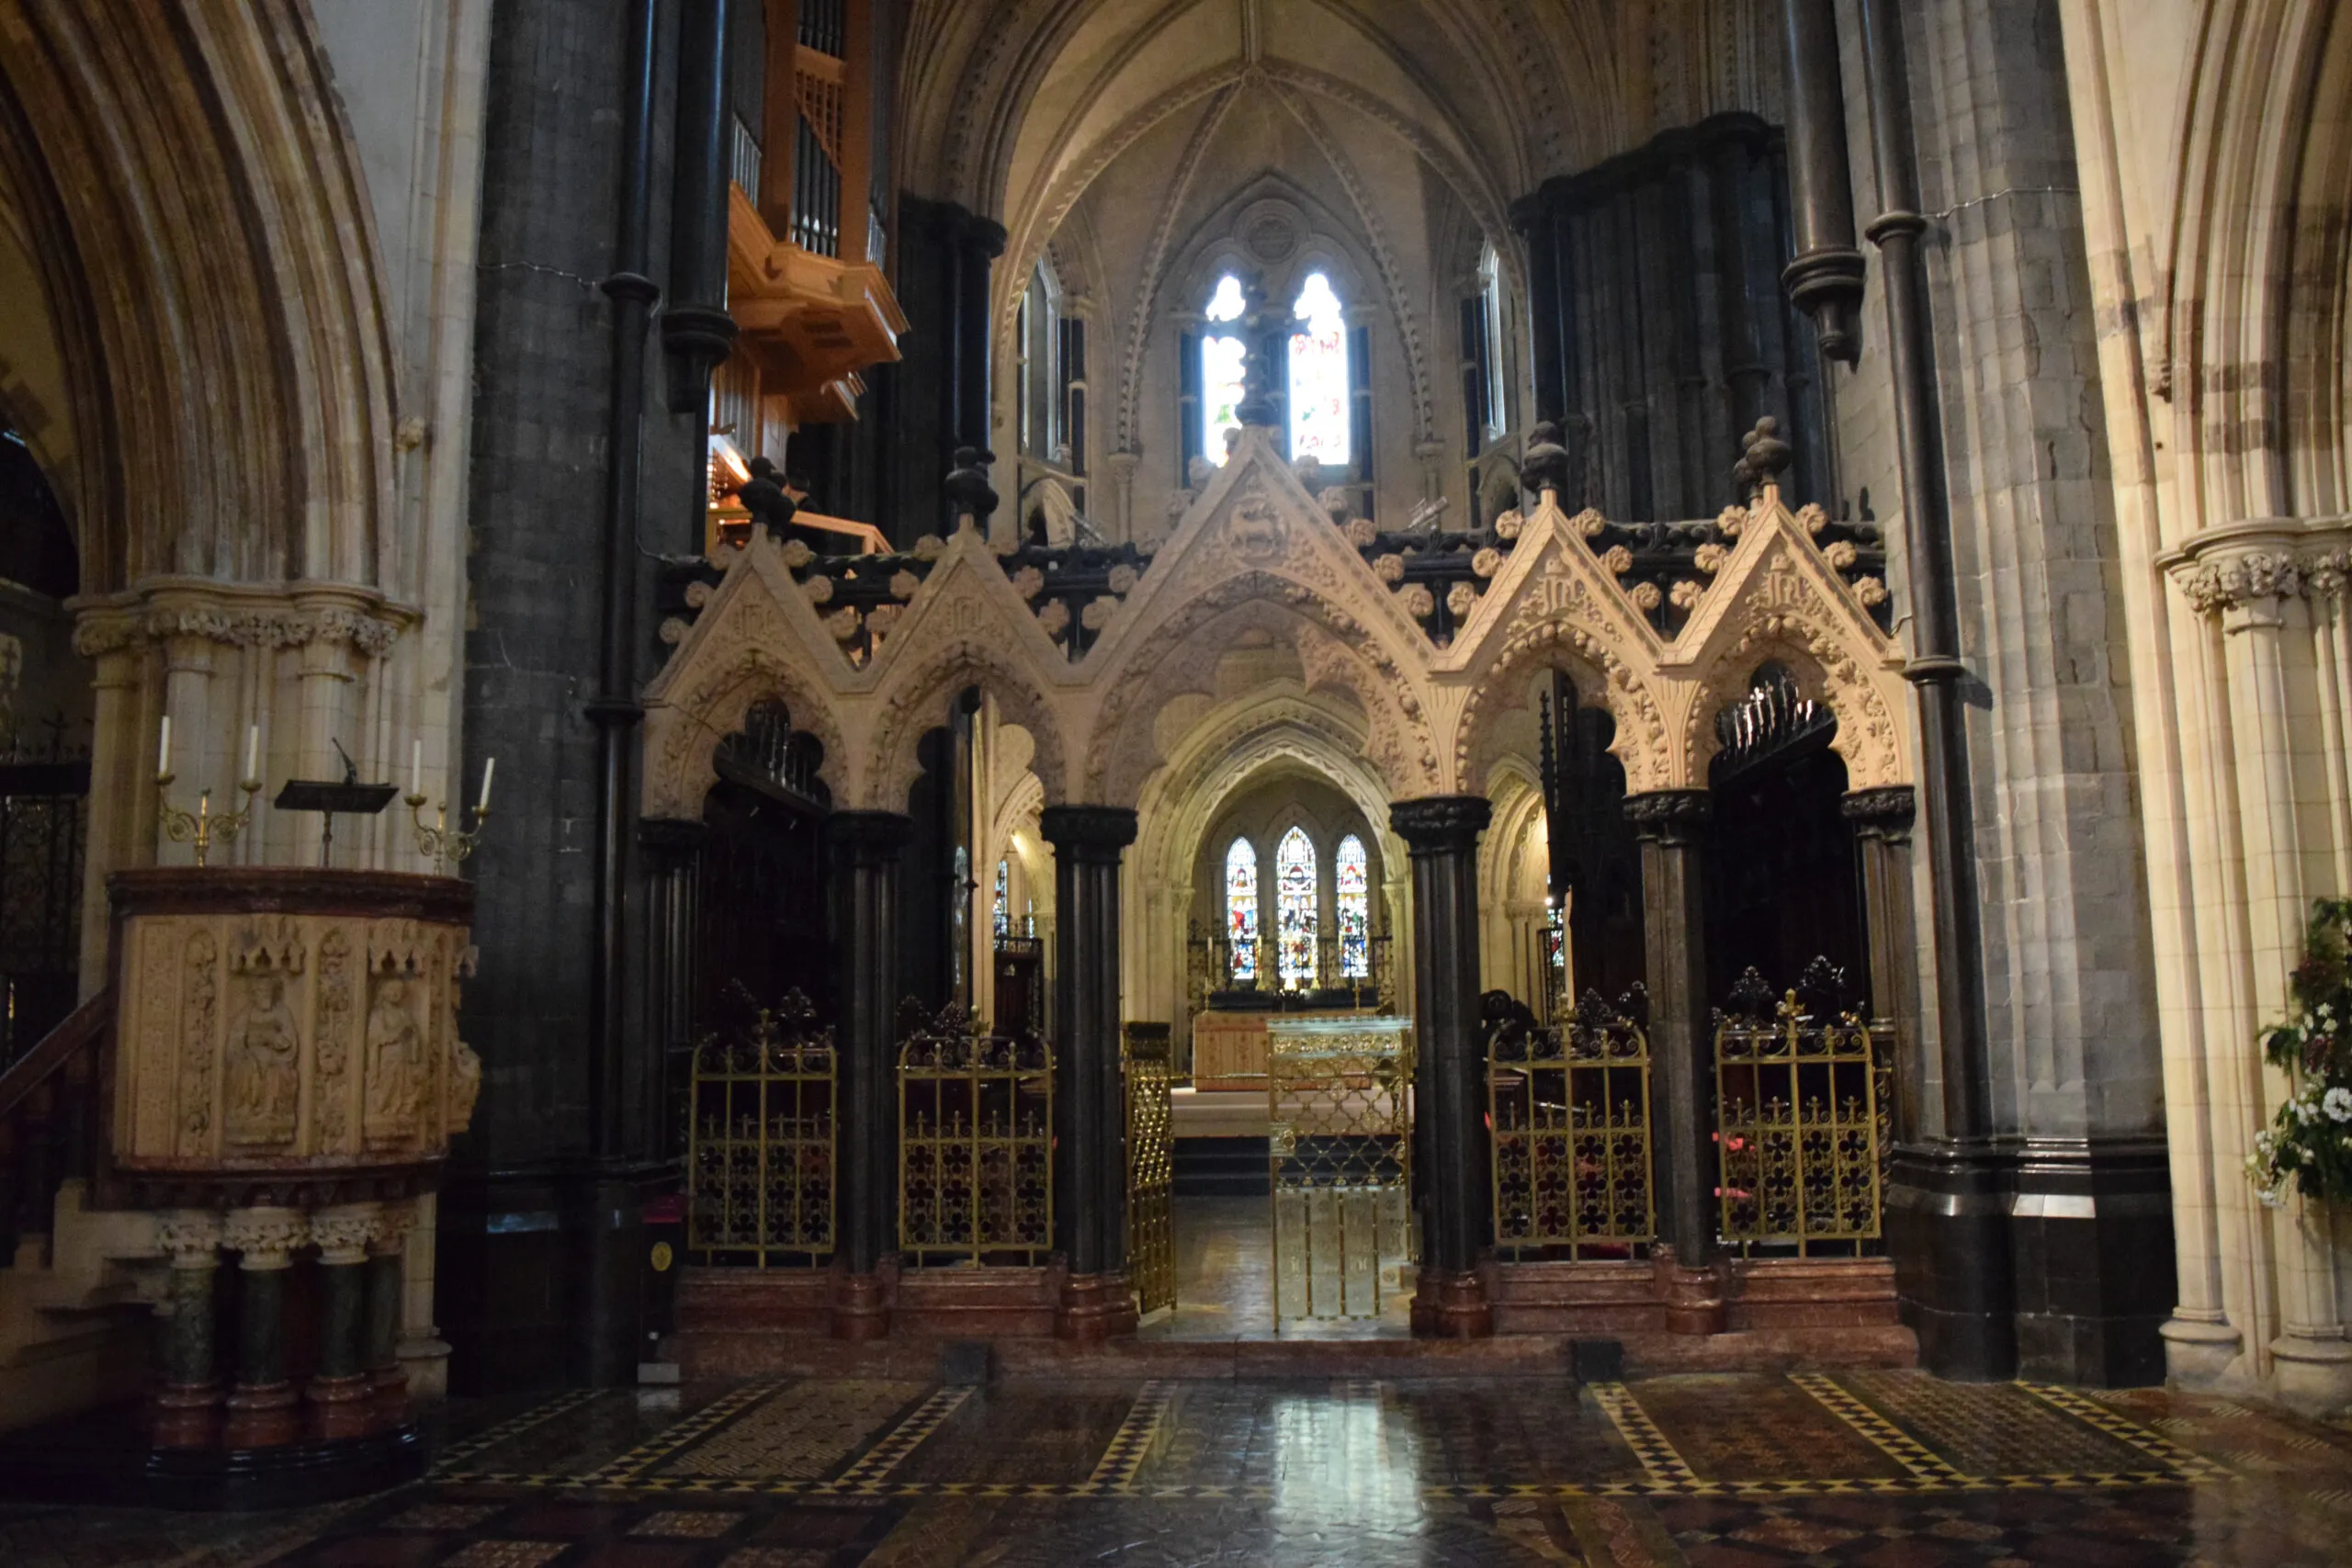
686, 991, 836, 1264
1124, 1022, 1175, 1314
1713, 973, 1891, 1256
1267, 1017, 1412, 1319
897, 1005, 1054, 1264
1487, 990, 1654, 1257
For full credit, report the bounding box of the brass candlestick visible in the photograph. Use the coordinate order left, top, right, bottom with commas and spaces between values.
403, 792, 489, 874
156, 772, 262, 868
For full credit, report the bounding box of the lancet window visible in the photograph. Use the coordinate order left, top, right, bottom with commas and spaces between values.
1336, 835, 1370, 978
1276, 827, 1318, 988
1287, 271, 1350, 466
1226, 836, 1260, 982
992, 858, 1010, 939
1196, 270, 1353, 469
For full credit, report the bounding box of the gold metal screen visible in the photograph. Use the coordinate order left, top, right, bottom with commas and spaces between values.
1124, 1022, 1176, 1315
898, 1009, 1054, 1264
1266, 1017, 1412, 1320
1488, 994, 1654, 1256
1713, 987, 1889, 1254
686, 992, 836, 1264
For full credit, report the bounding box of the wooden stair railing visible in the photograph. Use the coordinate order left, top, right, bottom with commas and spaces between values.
0, 989, 111, 1267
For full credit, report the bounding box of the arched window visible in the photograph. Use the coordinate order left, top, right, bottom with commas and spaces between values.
993, 858, 1011, 939
1226, 836, 1260, 982
1200, 275, 1248, 466
1275, 827, 1318, 988
1288, 271, 1350, 466
1336, 835, 1370, 978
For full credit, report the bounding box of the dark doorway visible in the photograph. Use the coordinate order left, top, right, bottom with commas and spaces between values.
1538, 672, 1644, 1011
1702, 664, 1865, 1004
699, 699, 832, 1020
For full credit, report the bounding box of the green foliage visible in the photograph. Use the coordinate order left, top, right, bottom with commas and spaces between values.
2246, 898, 2352, 1205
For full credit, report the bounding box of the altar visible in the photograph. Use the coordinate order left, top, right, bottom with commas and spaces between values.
1190, 1007, 1380, 1091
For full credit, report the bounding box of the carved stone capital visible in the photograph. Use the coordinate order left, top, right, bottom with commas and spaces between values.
69, 580, 413, 660
369, 1200, 419, 1258
155, 1208, 227, 1269
1624, 789, 1713, 842
1839, 785, 1917, 830
1039, 804, 1139, 859
221, 1205, 308, 1269
310, 1203, 381, 1266
2175, 548, 2305, 616
1390, 795, 1493, 852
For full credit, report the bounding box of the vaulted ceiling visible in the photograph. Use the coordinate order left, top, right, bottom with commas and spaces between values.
901, 0, 1780, 475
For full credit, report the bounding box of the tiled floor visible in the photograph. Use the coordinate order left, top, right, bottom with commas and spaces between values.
7, 1373, 2352, 1566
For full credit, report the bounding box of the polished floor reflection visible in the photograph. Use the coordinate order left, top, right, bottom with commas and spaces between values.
6, 1373, 2351, 1565
1138, 1194, 1417, 1340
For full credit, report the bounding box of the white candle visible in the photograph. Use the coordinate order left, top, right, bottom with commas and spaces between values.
411, 739, 424, 799
244, 724, 260, 784
477, 756, 495, 813
157, 715, 171, 776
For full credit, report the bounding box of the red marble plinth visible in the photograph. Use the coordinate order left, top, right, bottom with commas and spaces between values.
368, 1365, 412, 1430
1656, 1247, 1726, 1336
1104, 1270, 1140, 1337
151, 1382, 220, 1450
1055, 1272, 1121, 1340
222, 1381, 302, 1448
306, 1373, 379, 1440
1410, 1269, 1494, 1338
831, 1270, 891, 1340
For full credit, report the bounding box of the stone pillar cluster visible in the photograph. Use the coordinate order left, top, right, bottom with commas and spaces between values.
828, 811, 912, 1340
148, 1201, 420, 1451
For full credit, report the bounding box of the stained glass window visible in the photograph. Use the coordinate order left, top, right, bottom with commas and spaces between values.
1225, 836, 1259, 982
1288, 271, 1350, 466
1276, 827, 1317, 988
1201, 274, 1247, 467
1336, 834, 1370, 978
993, 858, 1010, 940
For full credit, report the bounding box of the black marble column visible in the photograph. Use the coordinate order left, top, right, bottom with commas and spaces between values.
1391, 795, 1494, 1338
1844, 788, 1924, 1143
1778, 0, 1865, 361
1626, 790, 1723, 1334
366, 1207, 413, 1427
220, 1209, 304, 1449
829, 811, 910, 1339
1041, 804, 1137, 1340
306, 1208, 377, 1440
954, 215, 1008, 455
153, 1213, 223, 1449
640, 818, 707, 1162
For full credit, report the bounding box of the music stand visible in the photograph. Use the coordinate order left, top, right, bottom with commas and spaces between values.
275, 779, 400, 867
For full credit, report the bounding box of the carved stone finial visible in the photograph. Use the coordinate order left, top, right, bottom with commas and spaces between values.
944, 446, 999, 527
1521, 420, 1571, 497
1732, 417, 1792, 500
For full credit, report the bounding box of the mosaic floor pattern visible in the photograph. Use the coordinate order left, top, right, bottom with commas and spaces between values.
7, 1373, 2352, 1566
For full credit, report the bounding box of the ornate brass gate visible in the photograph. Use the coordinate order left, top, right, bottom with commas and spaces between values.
1713, 969, 1891, 1255
897, 1006, 1054, 1263
1124, 1022, 1175, 1314
1488, 991, 1654, 1256
1266, 1016, 1411, 1320
685, 991, 836, 1265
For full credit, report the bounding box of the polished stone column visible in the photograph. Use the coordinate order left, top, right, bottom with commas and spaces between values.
305, 1204, 380, 1439
829, 811, 912, 1339
152, 1210, 225, 1449
1843, 787, 1924, 1143
1041, 804, 1138, 1340
1392, 795, 1493, 1338
220, 1207, 307, 1448
1626, 790, 1723, 1334
366, 1202, 416, 1426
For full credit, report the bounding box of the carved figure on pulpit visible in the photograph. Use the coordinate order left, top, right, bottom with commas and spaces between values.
363, 978, 424, 1141
223, 974, 300, 1145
